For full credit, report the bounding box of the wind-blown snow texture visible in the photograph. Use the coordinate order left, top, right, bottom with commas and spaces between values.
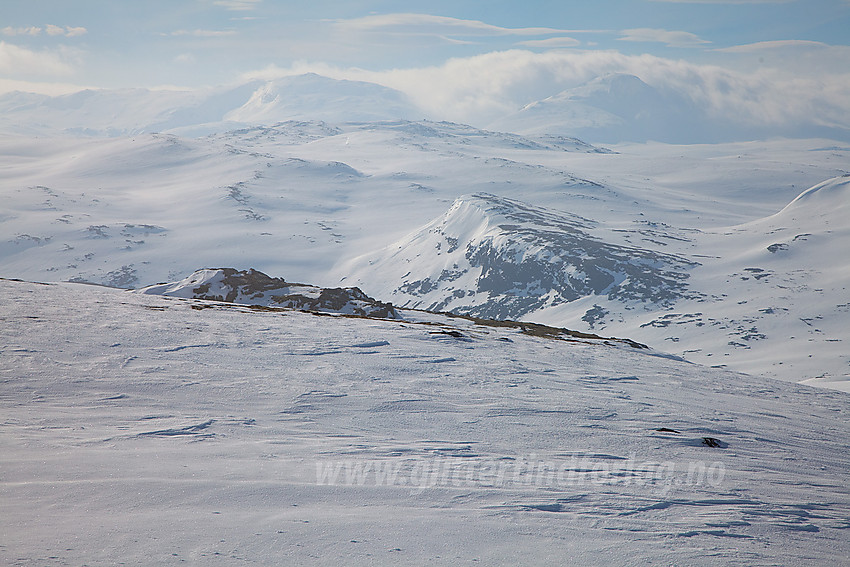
2, 278, 850, 565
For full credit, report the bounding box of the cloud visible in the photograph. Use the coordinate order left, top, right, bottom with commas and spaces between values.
243, 48, 850, 134
3, 25, 86, 38
518, 37, 581, 48
45, 24, 88, 37
65, 26, 88, 38
0, 41, 76, 77
169, 29, 238, 37
714, 40, 850, 81
212, 0, 262, 9
333, 13, 575, 38
619, 28, 710, 47
174, 53, 197, 65
715, 40, 828, 52
2, 26, 42, 37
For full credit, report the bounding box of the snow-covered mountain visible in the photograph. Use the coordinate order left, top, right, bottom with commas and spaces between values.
3, 65, 850, 566
489, 73, 850, 143
221, 74, 419, 126
3, 71, 848, 143
342, 177, 850, 389
1, 114, 848, 389
489, 74, 705, 143
3, 276, 850, 565
0, 74, 419, 137
339, 192, 698, 318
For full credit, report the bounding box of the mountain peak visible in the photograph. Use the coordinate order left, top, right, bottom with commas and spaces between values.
341, 194, 698, 320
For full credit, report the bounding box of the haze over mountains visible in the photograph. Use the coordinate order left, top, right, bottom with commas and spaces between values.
0, 74, 420, 138
3, 72, 849, 143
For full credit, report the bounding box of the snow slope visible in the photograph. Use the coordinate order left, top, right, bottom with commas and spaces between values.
0, 120, 611, 289
342, 177, 850, 390
2, 277, 850, 565
673, 175, 850, 390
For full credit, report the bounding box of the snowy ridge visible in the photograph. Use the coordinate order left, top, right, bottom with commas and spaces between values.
137, 268, 399, 319
772, 174, 850, 220
341, 193, 698, 320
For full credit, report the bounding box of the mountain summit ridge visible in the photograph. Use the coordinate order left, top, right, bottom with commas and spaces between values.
341, 193, 699, 320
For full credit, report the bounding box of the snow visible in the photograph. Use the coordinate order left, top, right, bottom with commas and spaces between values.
3, 72, 850, 564
340, 176, 850, 390
2, 277, 850, 565
0, 75, 419, 138
1, 119, 848, 389
136, 267, 399, 319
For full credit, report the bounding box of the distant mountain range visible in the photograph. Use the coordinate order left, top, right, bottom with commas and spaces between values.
3, 72, 848, 143
0, 74, 421, 137
489, 73, 850, 143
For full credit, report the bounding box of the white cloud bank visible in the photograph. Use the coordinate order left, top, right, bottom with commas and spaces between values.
246, 47, 850, 135
619, 28, 710, 47
212, 0, 263, 10
2, 25, 87, 38
332, 14, 578, 38
0, 41, 76, 77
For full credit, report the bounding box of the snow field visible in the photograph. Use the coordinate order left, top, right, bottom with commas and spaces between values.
2, 278, 849, 565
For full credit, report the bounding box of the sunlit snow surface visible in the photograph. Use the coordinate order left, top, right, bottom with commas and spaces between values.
5, 122, 846, 388
2, 278, 850, 565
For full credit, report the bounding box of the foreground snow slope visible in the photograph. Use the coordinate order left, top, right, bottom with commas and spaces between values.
2, 277, 850, 565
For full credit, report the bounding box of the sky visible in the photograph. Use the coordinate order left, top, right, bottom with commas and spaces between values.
1, 0, 850, 132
